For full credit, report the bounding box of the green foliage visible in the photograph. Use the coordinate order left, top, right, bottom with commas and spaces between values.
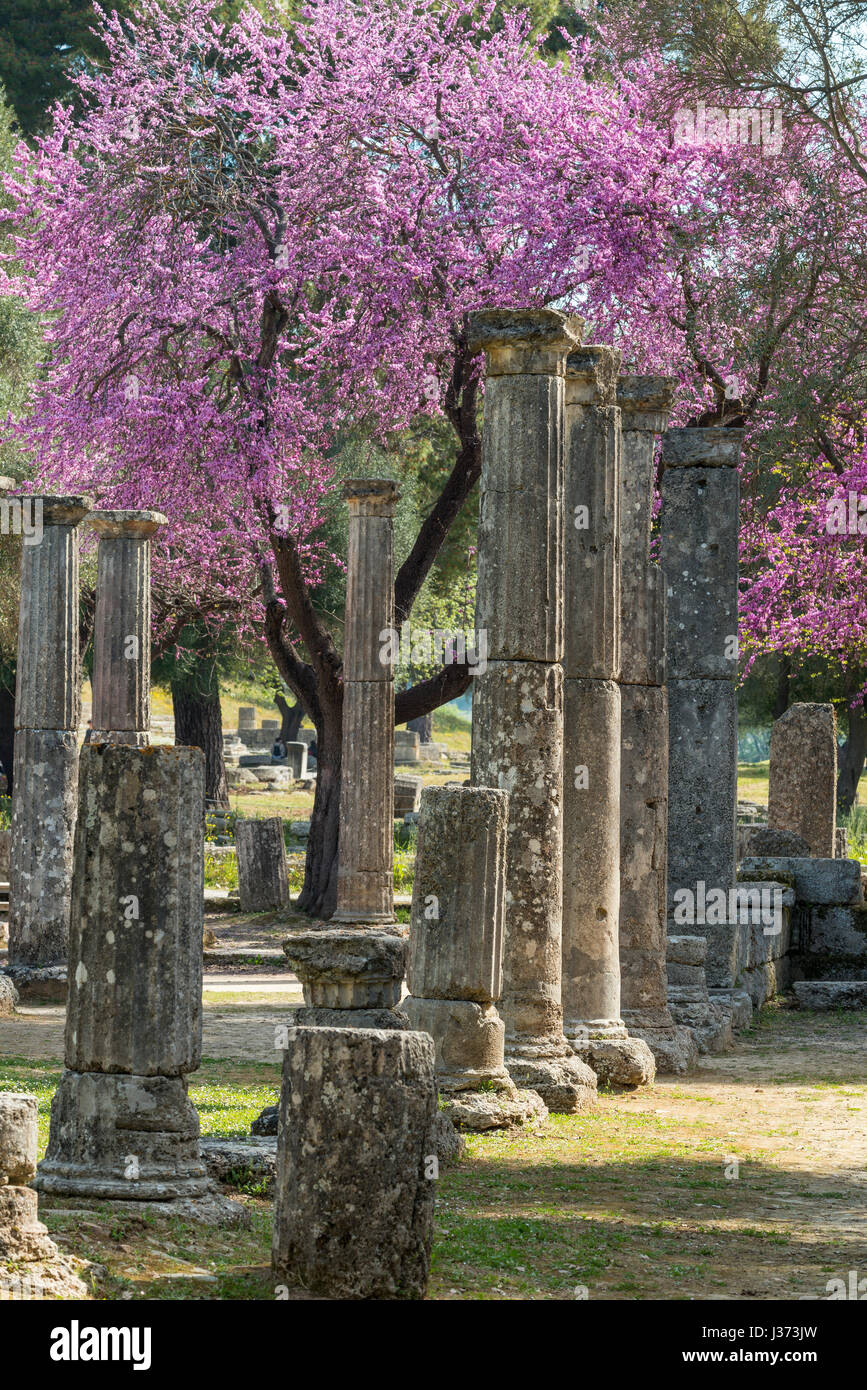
0, 0, 137, 135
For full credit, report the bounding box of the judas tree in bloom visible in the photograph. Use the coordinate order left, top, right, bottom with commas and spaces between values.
3, 0, 707, 913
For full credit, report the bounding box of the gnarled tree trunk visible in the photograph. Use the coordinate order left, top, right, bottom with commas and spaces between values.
171, 659, 229, 808
275, 691, 303, 744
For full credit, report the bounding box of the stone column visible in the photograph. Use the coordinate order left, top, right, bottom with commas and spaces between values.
88, 510, 166, 744
560, 350, 655, 1088
333, 479, 398, 922
468, 308, 596, 1114
404, 784, 547, 1130
272, 1026, 437, 1300
616, 376, 697, 1075
282, 480, 407, 1033
0, 1093, 86, 1298
661, 428, 744, 989
768, 703, 837, 857
8, 494, 92, 969
36, 745, 217, 1204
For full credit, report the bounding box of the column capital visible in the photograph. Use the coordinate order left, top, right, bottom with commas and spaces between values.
342, 478, 400, 516
661, 427, 744, 469
86, 509, 167, 539
565, 345, 621, 406
467, 308, 582, 376
617, 374, 677, 432
12, 494, 93, 525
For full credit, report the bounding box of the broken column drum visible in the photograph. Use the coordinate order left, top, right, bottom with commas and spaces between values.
404, 784, 547, 1130
468, 307, 597, 1114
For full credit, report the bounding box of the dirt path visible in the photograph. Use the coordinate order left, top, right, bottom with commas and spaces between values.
2, 995, 865, 1299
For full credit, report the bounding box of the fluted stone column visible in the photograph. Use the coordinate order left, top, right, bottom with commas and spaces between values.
561, 349, 655, 1088
36, 745, 216, 1203
661, 428, 744, 989
333, 479, 397, 923
404, 785, 547, 1130
88, 510, 166, 744
8, 494, 92, 969
617, 376, 697, 1075
282, 480, 408, 1034
468, 308, 596, 1114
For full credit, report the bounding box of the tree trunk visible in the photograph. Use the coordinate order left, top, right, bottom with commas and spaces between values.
774, 655, 791, 720
171, 662, 229, 808
275, 691, 303, 744
838, 694, 867, 815
407, 713, 433, 743
295, 691, 342, 918
0, 678, 14, 797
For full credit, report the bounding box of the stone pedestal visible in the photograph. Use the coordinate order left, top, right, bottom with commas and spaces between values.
235, 817, 290, 913
8, 495, 91, 969
272, 1026, 437, 1300
768, 703, 837, 857
468, 308, 596, 1113
403, 785, 547, 1130
88, 510, 166, 744
561, 350, 655, 1088
661, 428, 744, 990
617, 374, 696, 1074
0, 1093, 87, 1298
36, 745, 234, 1213
284, 741, 307, 779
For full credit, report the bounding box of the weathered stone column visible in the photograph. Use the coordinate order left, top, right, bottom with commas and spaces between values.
617, 376, 697, 1075
0, 1093, 87, 1299
87, 510, 166, 744
272, 1026, 437, 1299
768, 703, 837, 856
36, 745, 222, 1205
561, 350, 655, 1088
333, 479, 398, 922
281, 480, 407, 1036
404, 784, 547, 1129
468, 308, 596, 1113
8, 494, 92, 969
661, 427, 744, 989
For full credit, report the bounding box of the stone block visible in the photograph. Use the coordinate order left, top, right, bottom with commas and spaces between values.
793, 980, 867, 1009
740, 856, 862, 905
403, 997, 506, 1087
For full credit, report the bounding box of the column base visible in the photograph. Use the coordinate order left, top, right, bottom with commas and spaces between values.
35, 1071, 210, 1201
622, 1009, 699, 1075
439, 1082, 548, 1132
569, 1034, 657, 1088
504, 1036, 597, 1113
